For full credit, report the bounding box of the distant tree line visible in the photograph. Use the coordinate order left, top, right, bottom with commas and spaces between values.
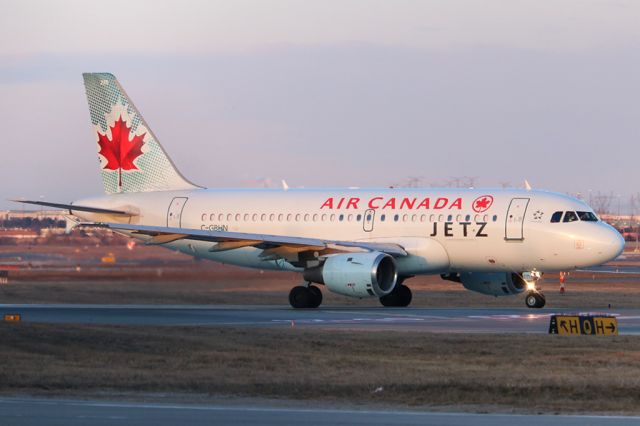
1, 217, 66, 230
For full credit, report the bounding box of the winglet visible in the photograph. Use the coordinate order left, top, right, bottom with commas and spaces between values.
281, 180, 289, 191
524, 180, 532, 191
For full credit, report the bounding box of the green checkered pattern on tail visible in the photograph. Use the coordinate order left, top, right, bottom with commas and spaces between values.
83, 73, 199, 194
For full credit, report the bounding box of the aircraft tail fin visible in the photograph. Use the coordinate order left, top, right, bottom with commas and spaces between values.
82, 73, 201, 194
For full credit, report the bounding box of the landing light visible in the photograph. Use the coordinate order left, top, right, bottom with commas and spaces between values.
526, 281, 537, 291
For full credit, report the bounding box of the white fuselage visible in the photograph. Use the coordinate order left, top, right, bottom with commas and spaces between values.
73, 187, 624, 277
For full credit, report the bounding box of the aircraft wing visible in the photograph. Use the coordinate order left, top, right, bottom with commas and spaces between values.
93, 222, 408, 259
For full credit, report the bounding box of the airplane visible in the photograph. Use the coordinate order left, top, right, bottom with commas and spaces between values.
15, 73, 625, 309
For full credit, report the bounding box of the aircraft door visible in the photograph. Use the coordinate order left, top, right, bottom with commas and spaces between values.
505, 198, 530, 240
363, 209, 375, 232
167, 197, 188, 227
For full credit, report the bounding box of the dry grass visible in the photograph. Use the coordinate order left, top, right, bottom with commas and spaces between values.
3, 243, 640, 308
3, 271, 640, 309
1, 324, 640, 413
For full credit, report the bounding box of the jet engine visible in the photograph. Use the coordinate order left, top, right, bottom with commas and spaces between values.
303, 252, 397, 298
441, 272, 526, 296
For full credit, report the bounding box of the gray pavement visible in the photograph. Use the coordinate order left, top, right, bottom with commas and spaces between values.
2, 398, 640, 426
1, 304, 639, 333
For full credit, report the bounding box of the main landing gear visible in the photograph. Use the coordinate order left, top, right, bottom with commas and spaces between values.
379, 281, 412, 307
289, 284, 323, 309
523, 271, 546, 309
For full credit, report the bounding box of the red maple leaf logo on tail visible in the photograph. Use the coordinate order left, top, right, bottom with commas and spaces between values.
97, 116, 145, 187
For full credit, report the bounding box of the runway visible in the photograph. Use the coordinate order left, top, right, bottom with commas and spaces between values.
2, 397, 640, 426
2, 304, 640, 334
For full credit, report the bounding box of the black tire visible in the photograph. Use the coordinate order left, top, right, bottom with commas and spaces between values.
308, 285, 323, 308
379, 292, 398, 307
525, 291, 545, 309
396, 284, 412, 307
289, 286, 313, 309
379, 284, 412, 307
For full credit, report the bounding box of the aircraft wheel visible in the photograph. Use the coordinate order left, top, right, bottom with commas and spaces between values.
525, 291, 545, 309
379, 284, 412, 307
289, 286, 312, 308
289, 285, 321, 309
308, 285, 323, 308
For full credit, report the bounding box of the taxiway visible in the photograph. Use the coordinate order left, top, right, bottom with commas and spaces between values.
1, 304, 638, 334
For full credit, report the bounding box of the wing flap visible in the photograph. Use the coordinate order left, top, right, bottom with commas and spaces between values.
94, 222, 407, 257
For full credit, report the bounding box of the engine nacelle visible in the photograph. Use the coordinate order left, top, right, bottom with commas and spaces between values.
303, 252, 398, 298
442, 272, 526, 296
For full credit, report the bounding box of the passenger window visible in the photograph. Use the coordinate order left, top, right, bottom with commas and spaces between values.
465, 214, 470, 222
492, 215, 497, 222
304, 214, 310, 221
313, 214, 318, 222
243, 213, 249, 221
380, 214, 386, 222
357, 214, 362, 222
339, 214, 344, 221
394, 214, 399, 222
563, 211, 579, 223
550, 211, 562, 223
577, 211, 598, 222
447, 214, 452, 222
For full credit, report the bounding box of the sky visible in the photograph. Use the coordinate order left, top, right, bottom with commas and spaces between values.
1, 0, 639, 210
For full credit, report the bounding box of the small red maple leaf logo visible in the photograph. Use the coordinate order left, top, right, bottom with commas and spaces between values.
472, 195, 494, 213
97, 115, 145, 187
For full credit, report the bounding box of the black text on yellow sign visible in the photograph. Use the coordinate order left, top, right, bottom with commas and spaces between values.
549, 315, 617, 336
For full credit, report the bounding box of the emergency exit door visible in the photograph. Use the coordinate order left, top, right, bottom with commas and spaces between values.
363, 209, 375, 232
505, 198, 529, 240
167, 197, 188, 227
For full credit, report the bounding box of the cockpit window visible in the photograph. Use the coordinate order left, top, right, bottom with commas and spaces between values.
550, 211, 563, 223
563, 211, 579, 223
577, 211, 598, 222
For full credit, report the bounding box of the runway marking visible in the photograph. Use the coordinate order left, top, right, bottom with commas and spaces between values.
2, 397, 640, 422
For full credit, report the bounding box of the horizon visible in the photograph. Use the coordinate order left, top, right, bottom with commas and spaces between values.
1, 1, 639, 210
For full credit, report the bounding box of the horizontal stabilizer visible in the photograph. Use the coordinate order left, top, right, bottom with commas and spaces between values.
11, 200, 135, 216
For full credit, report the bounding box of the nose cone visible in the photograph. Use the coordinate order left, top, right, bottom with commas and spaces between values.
595, 224, 625, 264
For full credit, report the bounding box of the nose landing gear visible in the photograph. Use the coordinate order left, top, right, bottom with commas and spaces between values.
525, 291, 546, 308
523, 271, 545, 309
